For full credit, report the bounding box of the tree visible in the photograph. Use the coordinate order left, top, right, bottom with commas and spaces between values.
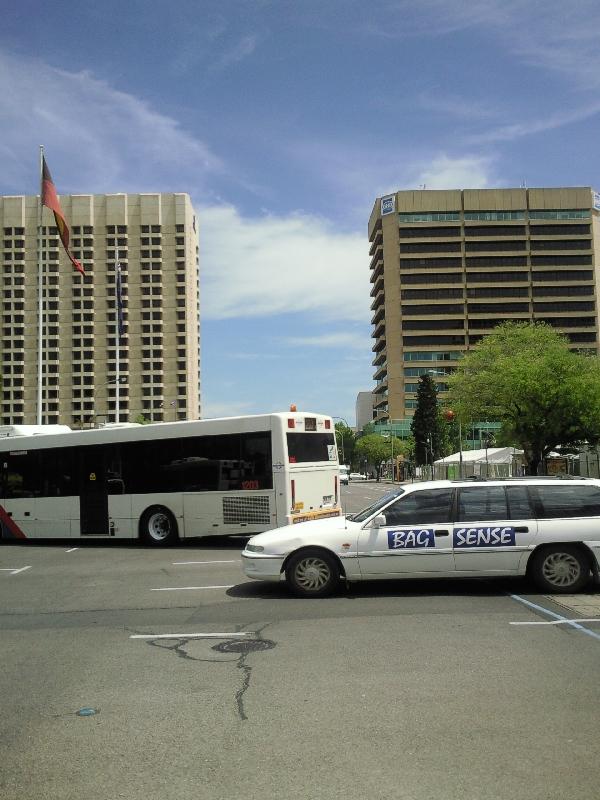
448, 322, 600, 474
334, 422, 355, 466
410, 374, 447, 466
133, 413, 151, 425
355, 433, 411, 476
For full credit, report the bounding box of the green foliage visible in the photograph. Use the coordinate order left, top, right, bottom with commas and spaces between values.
134, 413, 151, 425
410, 375, 447, 466
355, 433, 411, 472
448, 322, 600, 474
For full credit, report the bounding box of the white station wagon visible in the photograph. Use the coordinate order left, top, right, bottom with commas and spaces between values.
241, 478, 600, 598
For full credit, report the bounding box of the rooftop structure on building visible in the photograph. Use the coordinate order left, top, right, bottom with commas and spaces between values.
368, 186, 600, 423
1, 192, 200, 426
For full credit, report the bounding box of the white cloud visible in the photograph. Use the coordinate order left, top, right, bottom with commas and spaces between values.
468, 101, 600, 144
415, 155, 495, 189
285, 332, 368, 350
0, 49, 223, 195
212, 34, 260, 71
200, 205, 370, 322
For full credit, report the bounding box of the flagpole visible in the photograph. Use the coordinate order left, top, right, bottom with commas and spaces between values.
37, 145, 44, 425
115, 248, 120, 424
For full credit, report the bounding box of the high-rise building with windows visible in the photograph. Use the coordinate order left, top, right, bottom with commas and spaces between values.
1, 192, 200, 426
368, 187, 600, 423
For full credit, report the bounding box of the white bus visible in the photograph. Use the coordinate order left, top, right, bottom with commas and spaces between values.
0, 412, 341, 546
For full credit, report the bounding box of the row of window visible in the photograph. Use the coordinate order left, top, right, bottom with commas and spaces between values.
402, 237, 591, 256
403, 351, 462, 361
401, 286, 596, 300
397, 210, 591, 224
381, 484, 600, 525
398, 224, 592, 239
401, 270, 594, 284
401, 331, 597, 346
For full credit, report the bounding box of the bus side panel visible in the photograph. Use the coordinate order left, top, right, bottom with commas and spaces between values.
183, 491, 277, 537
107, 495, 134, 539
1, 498, 75, 539
34, 497, 76, 538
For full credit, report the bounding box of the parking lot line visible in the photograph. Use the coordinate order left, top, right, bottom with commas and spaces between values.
172, 560, 237, 565
130, 632, 250, 639
0, 566, 32, 575
510, 619, 600, 625
509, 593, 600, 643
151, 585, 235, 592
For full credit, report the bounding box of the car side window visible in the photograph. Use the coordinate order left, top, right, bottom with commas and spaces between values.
457, 486, 508, 521
384, 489, 453, 526
532, 485, 600, 518
506, 486, 534, 519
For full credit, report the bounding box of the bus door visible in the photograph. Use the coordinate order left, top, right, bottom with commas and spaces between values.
79, 448, 110, 536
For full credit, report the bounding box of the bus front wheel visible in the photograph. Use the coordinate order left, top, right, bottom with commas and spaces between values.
140, 506, 179, 546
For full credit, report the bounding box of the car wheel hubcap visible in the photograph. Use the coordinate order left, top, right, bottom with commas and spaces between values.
295, 558, 331, 591
542, 552, 581, 587
148, 513, 170, 541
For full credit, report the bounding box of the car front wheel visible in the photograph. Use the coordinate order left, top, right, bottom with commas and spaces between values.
285, 548, 340, 598
530, 545, 591, 593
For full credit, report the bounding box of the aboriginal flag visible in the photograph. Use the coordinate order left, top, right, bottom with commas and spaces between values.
41, 157, 84, 275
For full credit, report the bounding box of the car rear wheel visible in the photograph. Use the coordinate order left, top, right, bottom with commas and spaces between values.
140, 506, 178, 546
530, 545, 591, 593
285, 548, 340, 598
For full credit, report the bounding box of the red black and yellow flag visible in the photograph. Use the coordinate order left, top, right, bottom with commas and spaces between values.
41, 157, 84, 275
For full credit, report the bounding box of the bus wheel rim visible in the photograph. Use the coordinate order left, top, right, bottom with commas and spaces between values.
148, 513, 170, 541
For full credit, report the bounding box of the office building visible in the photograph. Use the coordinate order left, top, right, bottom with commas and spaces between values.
1, 192, 200, 426
368, 187, 600, 423
355, 390, 375, 430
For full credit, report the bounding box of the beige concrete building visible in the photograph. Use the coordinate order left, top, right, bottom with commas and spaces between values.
368, 187, 600, 422
1, 192, 200, 426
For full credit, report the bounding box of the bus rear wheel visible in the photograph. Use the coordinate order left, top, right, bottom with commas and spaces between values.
140, 506, 178, 546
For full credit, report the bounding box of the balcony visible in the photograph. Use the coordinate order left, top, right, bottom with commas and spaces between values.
372, 348, 387, 367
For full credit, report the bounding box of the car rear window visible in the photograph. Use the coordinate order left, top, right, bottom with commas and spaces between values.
531, 484, 600, 518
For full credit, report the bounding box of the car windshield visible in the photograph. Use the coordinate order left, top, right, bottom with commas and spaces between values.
352, 489, 405, 522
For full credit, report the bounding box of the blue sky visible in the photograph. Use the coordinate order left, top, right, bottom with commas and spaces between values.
2, 0, 600, 424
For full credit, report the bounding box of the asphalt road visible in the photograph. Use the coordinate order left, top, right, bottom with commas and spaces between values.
1, 480, 599, 800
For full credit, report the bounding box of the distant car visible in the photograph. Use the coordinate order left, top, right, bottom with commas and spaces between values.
349, 472, 367, 481
241, 477, 600, 598
339, 466, 350, 485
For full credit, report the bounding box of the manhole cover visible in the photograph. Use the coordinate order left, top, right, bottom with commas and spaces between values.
212, 638, 276, 654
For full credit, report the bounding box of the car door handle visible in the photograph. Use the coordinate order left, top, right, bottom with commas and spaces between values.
514, 526, 528, 533
435, 530, 450, 536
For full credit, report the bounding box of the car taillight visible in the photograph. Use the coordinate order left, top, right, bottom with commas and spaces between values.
287, 418, 295, 428
325, 419, 331, 429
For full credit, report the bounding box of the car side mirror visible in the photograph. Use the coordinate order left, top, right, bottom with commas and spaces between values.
370, 514, 387, 528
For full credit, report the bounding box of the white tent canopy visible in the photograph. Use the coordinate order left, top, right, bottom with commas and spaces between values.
435, 447, 523, 465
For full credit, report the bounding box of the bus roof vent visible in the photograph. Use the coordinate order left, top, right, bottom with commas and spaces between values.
0, 425, 72, 438
223, 496, 271, 526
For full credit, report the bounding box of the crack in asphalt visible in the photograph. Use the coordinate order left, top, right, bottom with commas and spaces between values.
129, 622, 275, 721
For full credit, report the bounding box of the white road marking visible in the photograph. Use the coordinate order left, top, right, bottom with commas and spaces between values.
1, 566, 32, 575
510, 619, 600, 625
151, 584, 235, 592
172, 560, 237, 565
66, 547, 79, 553
130, 632, 250, 639
509, 593, 600, 643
